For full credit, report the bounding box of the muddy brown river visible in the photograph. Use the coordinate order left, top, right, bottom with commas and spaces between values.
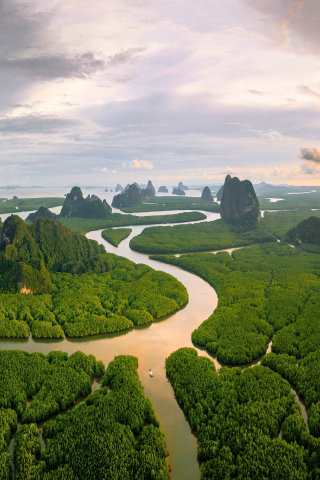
0, 210, 308, 479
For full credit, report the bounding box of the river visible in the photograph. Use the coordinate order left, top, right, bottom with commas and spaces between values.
0, 206, 309, 479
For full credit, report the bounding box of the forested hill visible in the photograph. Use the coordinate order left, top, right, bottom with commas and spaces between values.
0, 215, 109, 292
60, 186, 111, 219
286, 216, 320, 246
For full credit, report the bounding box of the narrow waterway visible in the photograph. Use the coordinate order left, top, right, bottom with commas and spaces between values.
0, 209, 309, 477
0, 217, 221, 480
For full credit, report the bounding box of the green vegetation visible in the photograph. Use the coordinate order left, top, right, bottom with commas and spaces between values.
101, 228, 132, 247
120, 202, 220, 214
0, 215, 106, 293
130, 219, 275, 255
166, 347, 318, 480
118, 194, 220, 214
258, 190, 320, 210
0, 350, 104, 421
0, 216, 187, 338
2, 353, 169, 479
26, 206, 59, 222
0, 407, 17, 479
112, 183, 142, 209
152, 243, 320, 364
220, 174, 260, 226
60, 187, 111, 219
261, 210, 320, 240
50, 259, 187, 337
59, 211, 207, 234
0, 197, 63, 214
286, 216, 320, 245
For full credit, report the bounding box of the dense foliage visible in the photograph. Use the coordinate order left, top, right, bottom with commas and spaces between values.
152, 243, 320, 364
260, 210, 320, 240
50, 257, 187, 337
112, 184, 142, 208
0, 197, 63, 215
166, 347, 320, 480
0, 215, 106, 293
60, 187, 111, 219
130, 219, 275, 255
0, 350, 104, 422
220, 174, 260, 226
101, 228, 132, 247
120, 202, 220, 213
26, 206, 59, 222
0, 214, 187, 338
0, 407, 17, 479
0, 248, 187, 338
286, 216, 320, 246
59, 210, 206, 234
10, 354, 169, 479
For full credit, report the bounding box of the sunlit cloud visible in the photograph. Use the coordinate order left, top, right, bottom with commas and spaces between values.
131, 159, 153, 170
299, 146, 320, 162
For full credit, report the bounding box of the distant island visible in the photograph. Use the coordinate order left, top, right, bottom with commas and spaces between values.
172, 187, 185, 195
158, 186, 168, 193
201, 186, 213, 202
173, 181, 188, 191
60, 186, 111, 219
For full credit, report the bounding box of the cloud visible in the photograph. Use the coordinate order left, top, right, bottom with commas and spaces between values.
115, 75, 137, 83
0, 52, 105, 81
297, 85, 320, 98
299, 146, 320, 162
248, 89, 265, 95
244, 0, 320, 54
101, 167, 109, 172
300, 162, 319, 175
0, 114, 85, 134
107, 48, 144, 68
131, 159, 153, 169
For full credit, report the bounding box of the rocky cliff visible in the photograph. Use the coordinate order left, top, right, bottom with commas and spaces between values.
60, 187, 111, 219
112, 184, 142, 208
201, 186, 213, 202
220, 175, 260, 225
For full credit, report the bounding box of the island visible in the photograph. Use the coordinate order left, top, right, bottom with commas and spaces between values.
60, 186, 111, 218
158, 186, 168, 193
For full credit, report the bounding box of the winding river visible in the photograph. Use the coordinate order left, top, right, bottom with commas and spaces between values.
0, 207, 308, 479
0, 211, 221, 480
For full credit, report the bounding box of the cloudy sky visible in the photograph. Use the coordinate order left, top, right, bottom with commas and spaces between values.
1, 0, 320, 186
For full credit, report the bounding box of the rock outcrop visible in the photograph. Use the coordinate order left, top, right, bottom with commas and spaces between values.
60, 187, 111, 218
172, 187, 185, 196
216, 185, 224, 201
158, 186, 168, 193
115, 184, 123, 192
141, 180, 156, 200
112, 184, 142, 208
201, 186, 213, 202
220, 175, 260, 225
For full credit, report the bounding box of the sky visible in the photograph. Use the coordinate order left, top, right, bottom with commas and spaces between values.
1, 0, 320, 186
